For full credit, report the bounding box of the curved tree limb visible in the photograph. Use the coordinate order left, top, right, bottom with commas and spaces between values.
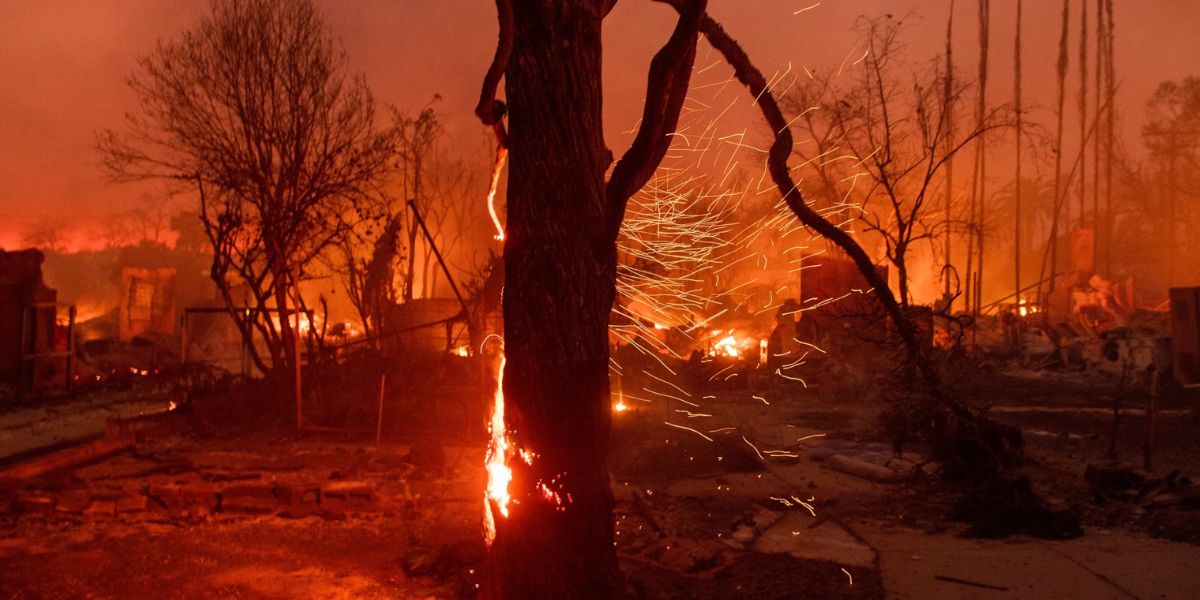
604, 0, 705, 239
475, 0, 513, 131
475, 0, 513, 245
666, 2, 963, 417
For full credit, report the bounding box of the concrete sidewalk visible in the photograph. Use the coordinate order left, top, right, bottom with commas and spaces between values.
0, 393, 173, 461
847, 521, 1200, 599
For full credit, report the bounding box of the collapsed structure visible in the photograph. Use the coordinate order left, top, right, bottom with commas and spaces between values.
0, 249, 71, 397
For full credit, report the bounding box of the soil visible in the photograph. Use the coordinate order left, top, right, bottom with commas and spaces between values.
1, 355, 1197, 598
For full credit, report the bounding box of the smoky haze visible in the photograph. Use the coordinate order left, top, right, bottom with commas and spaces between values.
0, 0, 1195, 247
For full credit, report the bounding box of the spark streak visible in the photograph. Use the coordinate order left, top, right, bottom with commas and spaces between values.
665, 421, 714, 442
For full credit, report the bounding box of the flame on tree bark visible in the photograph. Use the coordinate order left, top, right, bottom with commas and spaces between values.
476, 0, 702, 596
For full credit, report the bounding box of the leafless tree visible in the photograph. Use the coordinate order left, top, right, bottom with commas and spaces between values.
20, 220, 67, 253
100, 0, 398, 384
335, 104, 479, 346
784, 16, 1011, 311
393, 107, 479, 301
1140, 76, 1200, 284
98, 192, 177, 249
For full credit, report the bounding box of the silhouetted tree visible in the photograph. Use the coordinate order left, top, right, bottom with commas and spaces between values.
100, 0, 398, 382
1142, 76, 1200, 283
20, 220, 67, 253
335, 104, 479, 346
475, 1, 704, 596
783, 16, 1010, 310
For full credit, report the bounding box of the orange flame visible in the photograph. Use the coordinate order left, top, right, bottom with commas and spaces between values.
711, 334, 742, 358
486, 146, 508, 242
482, 354, 573, 544
484, 356, 511, 545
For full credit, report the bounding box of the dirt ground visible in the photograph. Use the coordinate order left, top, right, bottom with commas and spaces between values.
1, 357, 1198, 599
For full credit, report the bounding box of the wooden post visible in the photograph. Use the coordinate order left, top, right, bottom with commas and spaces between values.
1013, 0, 1024, 315
294, 311, 303, 432
1146, 336, 1170, 472
1109, 352, 1129, 460
180, 311, 189, 364
241, 310, 252, 379
376, 372, 387, 447
1144, 378, 1157, 472
293, 304, 303, 432
65, 305, 76, 394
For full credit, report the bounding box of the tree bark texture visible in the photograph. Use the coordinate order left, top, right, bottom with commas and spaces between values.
487, 1, 621, 597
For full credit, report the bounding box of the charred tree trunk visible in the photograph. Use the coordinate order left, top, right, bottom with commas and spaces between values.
479, 0, 702, 595
486, 2, 620, 597
1013, 0, 1023, 308
967, 0, 990, 318
1078, 0, 1089, 224
942, 0, 955, 302
1040, 0, 1070, 311
1103, 0, 1115, 274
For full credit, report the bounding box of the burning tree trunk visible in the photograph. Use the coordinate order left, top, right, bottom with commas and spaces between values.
477, 1, 703, 597
486, 4, 618, 593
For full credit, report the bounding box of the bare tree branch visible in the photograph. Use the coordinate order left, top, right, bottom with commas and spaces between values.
101, 0, 398, 381
475, 0, 514, 129
665, 3, 963, 414
605, 0, 705, 238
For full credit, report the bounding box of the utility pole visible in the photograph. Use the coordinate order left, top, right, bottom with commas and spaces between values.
943, 0, 956, 307
1013, 0, 1023, 308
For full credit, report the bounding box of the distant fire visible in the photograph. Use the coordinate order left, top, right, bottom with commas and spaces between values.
613, 373, 630, 413
73, 300, 112, 324
1017, 296, 1038, 318
706, 330, 763, 361
269, 312, 320, 334
711, 334, 742, 358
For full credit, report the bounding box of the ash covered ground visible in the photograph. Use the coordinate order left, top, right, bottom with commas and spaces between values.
3, 348, 1199, 599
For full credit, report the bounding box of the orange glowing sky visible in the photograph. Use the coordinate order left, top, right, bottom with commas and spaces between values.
1, 0, 1196, 250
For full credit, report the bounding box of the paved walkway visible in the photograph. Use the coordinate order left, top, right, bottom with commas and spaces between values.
846, 522, 1200, 599
696, 390, 1200, 599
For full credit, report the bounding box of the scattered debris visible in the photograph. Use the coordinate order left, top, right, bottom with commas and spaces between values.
954, 476, 1083, 540
805, 438, 925, 483
1086, 463, 1199, 509
933, 574, 1009, 591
